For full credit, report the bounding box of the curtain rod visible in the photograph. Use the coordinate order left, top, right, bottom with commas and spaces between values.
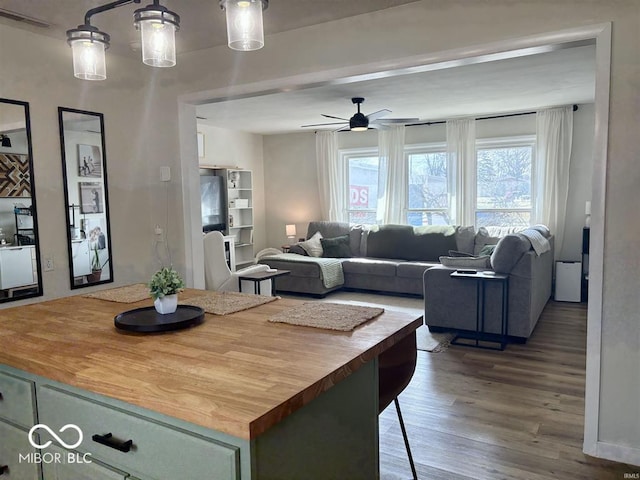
405, 104, 579, 128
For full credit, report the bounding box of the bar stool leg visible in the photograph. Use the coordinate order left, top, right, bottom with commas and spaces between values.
395, 397, 418, 480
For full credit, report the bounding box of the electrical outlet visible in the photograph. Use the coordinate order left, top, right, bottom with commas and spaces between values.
44, 257, 54, 271
155, 225, 164, 242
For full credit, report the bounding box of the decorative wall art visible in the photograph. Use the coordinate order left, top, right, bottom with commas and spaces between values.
77, 144, 102, 178
79, 182, 104, 214
0, 154, 31, 197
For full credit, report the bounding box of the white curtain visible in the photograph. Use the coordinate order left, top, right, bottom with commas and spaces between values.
377, 125, 406, 224
316, 131, 346, 222
446, 118, 476, 226
534, 106, 573, 258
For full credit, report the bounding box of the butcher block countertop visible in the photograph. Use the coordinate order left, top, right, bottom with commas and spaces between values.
0, 288, 422, 440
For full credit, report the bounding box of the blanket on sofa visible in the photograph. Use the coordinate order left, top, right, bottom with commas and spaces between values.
261, 253, 345, 288
520, 228, 551, 255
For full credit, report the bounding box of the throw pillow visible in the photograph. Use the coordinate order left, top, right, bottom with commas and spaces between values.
288, 244, 308, 256
298, 231, 323, 257
448, 250, 476, 257
490, 234, 531, 273
321, 235, 352, 258
474, 227, 501, 256
479, 244, 497, 256
439, 255, 491, 269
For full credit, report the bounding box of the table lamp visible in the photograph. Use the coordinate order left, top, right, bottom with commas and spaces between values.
285, 224, 296, 243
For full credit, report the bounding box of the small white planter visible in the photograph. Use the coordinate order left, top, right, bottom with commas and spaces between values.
154, 294, 178, 314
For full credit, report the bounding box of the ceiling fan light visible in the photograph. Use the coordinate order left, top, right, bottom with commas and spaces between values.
67, 25, 109, 80
134, 4, 180, 67
221, 0, 267, 51
350, 112, 369, 131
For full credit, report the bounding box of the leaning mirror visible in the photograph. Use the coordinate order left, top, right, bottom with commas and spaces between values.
58, 107, 113, 288
0, 98, 43, 302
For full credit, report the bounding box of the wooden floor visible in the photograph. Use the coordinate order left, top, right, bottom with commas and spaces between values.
379, 301, 638, 480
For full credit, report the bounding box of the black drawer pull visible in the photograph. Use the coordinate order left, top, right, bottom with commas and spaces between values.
0, 391, 3, 400
0, 465, 8, 475
92, 433, 133, 452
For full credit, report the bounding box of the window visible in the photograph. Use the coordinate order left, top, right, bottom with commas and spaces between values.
475, 137, 534, 228
406, 145, 450, 226
345, 152, 379, 224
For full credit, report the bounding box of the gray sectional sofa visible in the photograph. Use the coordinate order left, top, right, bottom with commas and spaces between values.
260, 221, 461, 296
259, 221, 553, 340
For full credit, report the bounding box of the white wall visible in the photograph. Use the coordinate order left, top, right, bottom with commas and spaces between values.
263, 108, 594, 262
0, 22, 180, 301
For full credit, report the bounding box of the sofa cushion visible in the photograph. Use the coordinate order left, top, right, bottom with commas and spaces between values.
439, 255, 491, 269
298, 231, 323, 257
366, 224, 457, 261
455, 226, 476, 254
341, 258, 399, 276
396, 262, 439, 279
490, 234, 531, 273
349, 225, 363, 256
321, 235, 352, 258
306, 221, 350, 240
448, 250, 475, 257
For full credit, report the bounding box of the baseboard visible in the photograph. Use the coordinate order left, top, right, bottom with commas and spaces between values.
593, 441, 640, 468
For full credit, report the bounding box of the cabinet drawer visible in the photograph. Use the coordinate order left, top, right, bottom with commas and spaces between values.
0, 371, 36, 428
42, 445, 127, 480
0, 419, 41, 480
38, 386, 239, 480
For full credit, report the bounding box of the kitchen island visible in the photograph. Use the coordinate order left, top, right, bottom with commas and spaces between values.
0, 288, 421, 479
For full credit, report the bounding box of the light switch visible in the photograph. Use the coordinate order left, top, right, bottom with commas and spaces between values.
160, 166, 171, 182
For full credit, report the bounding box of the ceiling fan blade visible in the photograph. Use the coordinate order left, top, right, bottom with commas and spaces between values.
301, 121, 348, 128
322, 114, 349, 121
366, 109, 392, 122
334, 125, 350, 132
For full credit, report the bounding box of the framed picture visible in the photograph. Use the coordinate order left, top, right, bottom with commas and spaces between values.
197, 132, 205, 158
78, 144, 102, 178
79, 182, 104, 214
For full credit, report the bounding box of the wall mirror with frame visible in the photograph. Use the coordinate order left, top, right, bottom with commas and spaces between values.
58, 107, 113, 288
0, 98, 43, 302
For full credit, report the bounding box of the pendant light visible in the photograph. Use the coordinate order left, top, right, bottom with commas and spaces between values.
134, 1, 180, 67
67, 0, 179, 81
220, 0, 268, 51
66, 25, 110, 81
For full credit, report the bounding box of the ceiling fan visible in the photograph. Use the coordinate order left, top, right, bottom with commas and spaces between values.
301, 97, 418, 132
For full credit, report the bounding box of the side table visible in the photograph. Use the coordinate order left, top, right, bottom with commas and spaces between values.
238, 269, 291, 296
449, 270, 509, 350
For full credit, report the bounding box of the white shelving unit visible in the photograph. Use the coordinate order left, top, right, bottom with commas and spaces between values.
216, 168, 254, 270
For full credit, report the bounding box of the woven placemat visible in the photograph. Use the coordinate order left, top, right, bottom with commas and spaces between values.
181, 291, 278, 315
268, 302, 384, 331
83, 283, 150, 303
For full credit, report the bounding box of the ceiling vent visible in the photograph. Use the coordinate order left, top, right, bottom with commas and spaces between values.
0, 8, 51, 28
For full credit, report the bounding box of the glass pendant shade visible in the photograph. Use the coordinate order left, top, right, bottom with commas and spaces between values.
224, 0, 265, 51
67, 27, 109, 81
139, 19, 176, 67
134, 4, 180, 67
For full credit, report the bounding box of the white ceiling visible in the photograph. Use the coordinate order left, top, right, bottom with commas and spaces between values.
0, 0, 420, 56
0, 1, 596, 136
195, 43, 596, 135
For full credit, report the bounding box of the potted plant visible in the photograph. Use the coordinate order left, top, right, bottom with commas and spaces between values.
149, 266, 185, 314
87, 245, 103, 283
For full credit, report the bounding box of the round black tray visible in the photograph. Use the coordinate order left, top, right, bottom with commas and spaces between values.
114, 305, 205, 333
